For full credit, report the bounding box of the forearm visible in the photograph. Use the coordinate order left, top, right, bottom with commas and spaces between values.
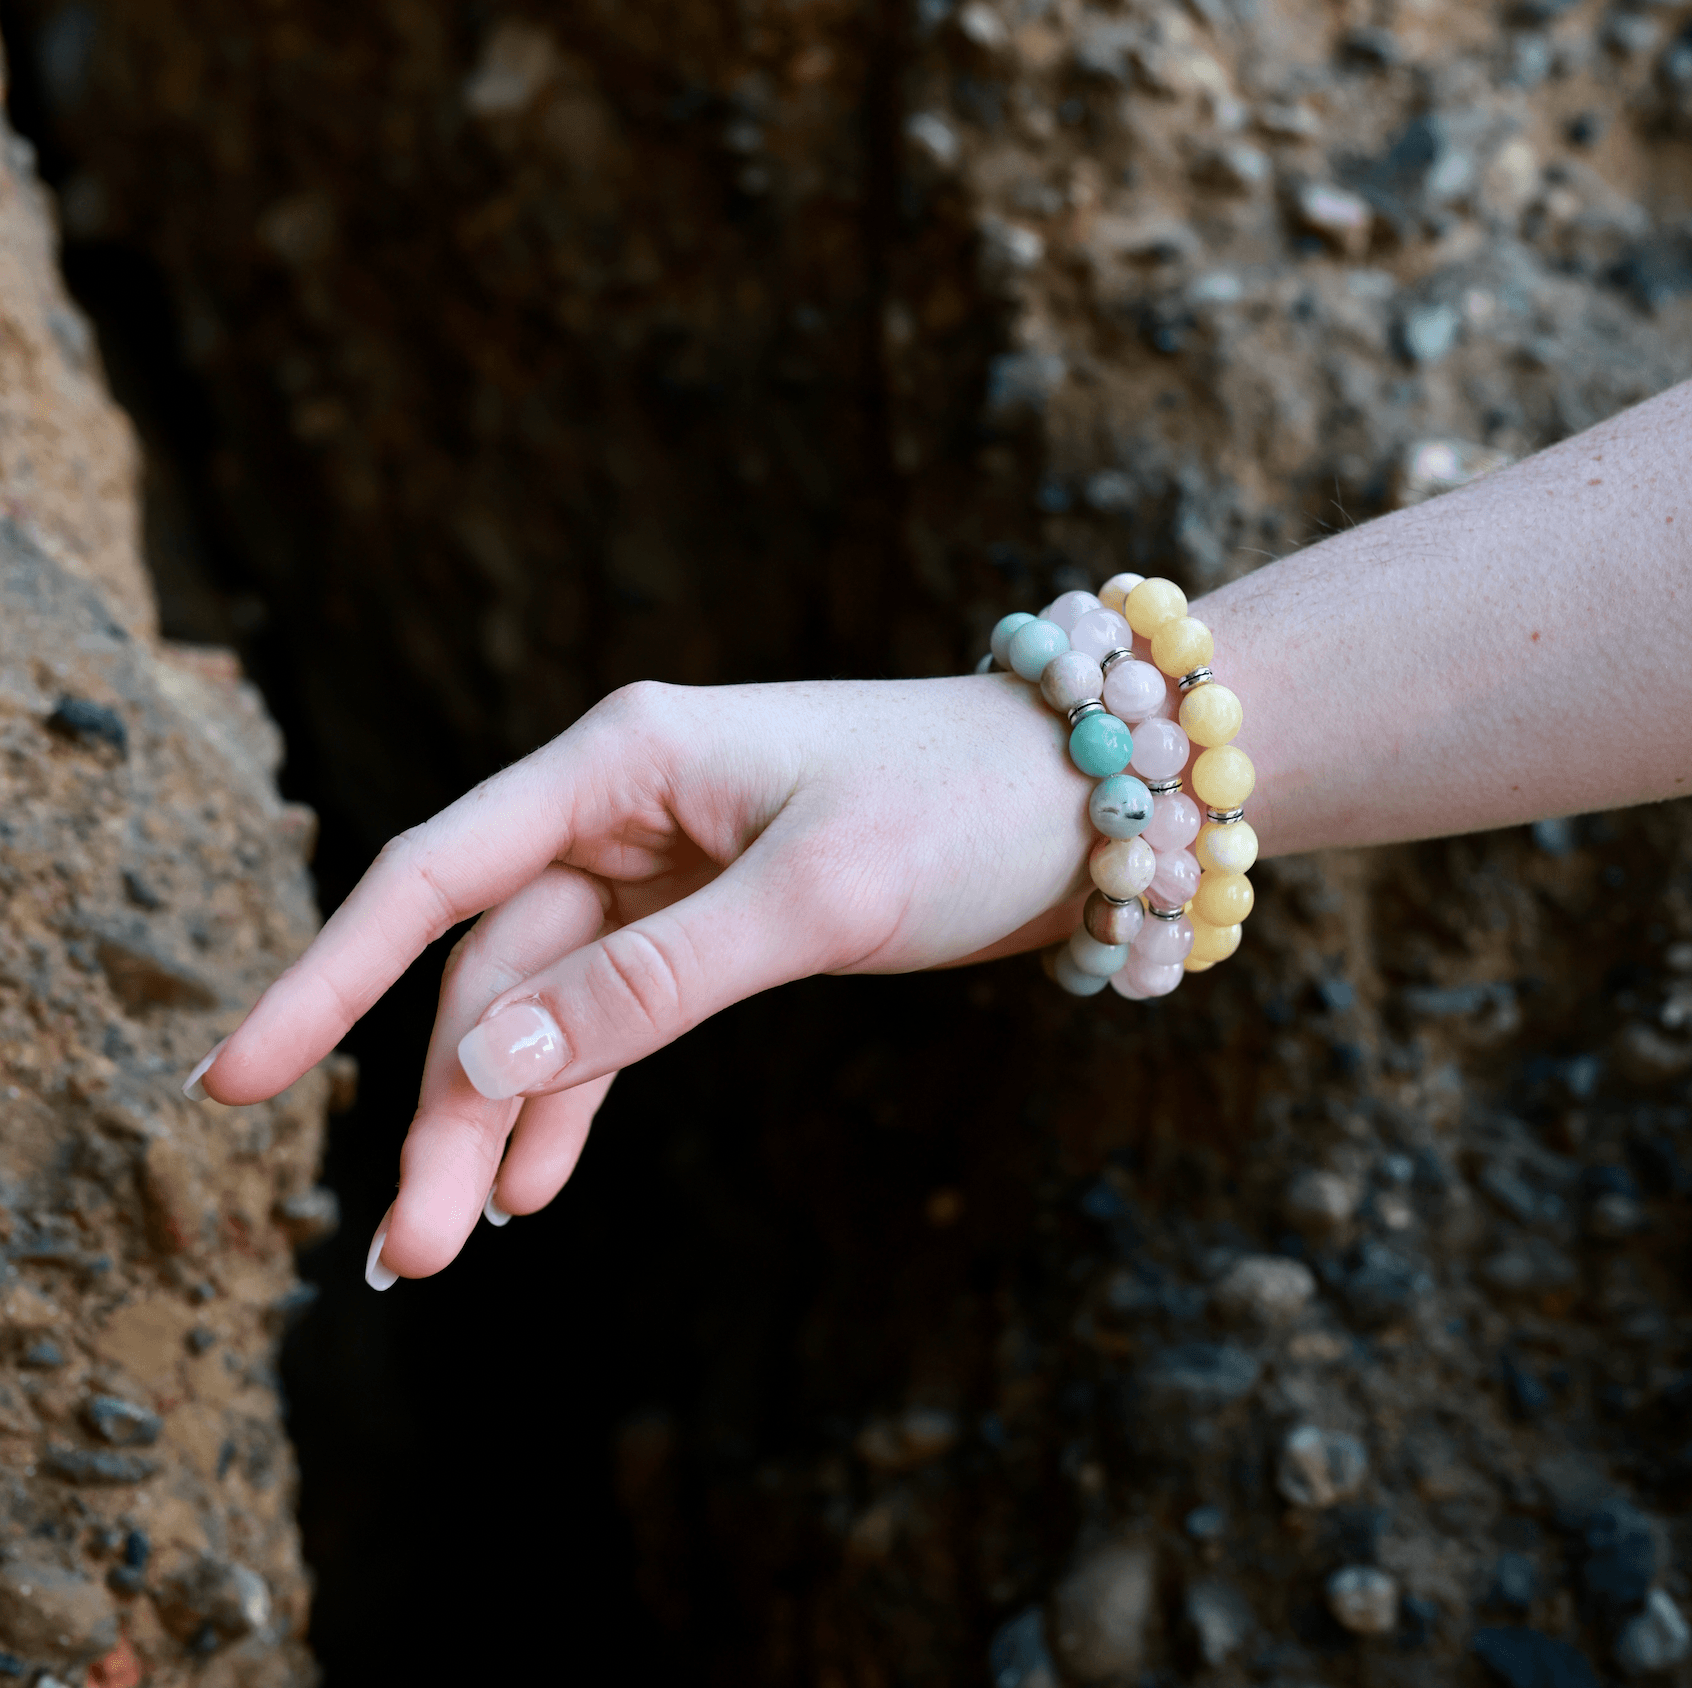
1198, 380, 1692, 860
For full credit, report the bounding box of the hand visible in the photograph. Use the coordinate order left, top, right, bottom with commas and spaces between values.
192, 676, 1095, 1281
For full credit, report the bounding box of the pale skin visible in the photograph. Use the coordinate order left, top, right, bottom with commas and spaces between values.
192, 380, 1692, 1284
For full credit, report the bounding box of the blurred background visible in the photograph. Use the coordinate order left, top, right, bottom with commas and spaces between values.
3, 0, 1692, 1681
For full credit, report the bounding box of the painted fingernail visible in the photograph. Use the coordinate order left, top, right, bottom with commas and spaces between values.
365, 1214, 398, 1292
182, 1038, 229, 1103
483, 1190, 512, 1228
457, 1002, 570, 1101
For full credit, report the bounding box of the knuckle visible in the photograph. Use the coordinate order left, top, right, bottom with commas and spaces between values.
592, 679, 675, 738
589, 927, 687, 1034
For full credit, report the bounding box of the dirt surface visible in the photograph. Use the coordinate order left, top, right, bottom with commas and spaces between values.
0, 69, 327, 1688
3, 0, 1692, 1684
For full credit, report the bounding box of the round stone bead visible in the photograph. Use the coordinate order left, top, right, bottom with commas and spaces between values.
1084, 889, 1145, 947
1068, 608, 1134, 663
1128, 717, 1190, 782
1124, 577, 1187, 638
1141, 791, 1201, 853
1046, 590, 1103, 634
1179, 683, 1242, 747
1192, 745, 1256, 809
1147, 846, 1200, 908
1069, 712, 1133, 776
1098, 572, 1146, 616
1189, 919, 1242, 963
1121, 949, 1184, 998
1007, 618, 1069, 681
1183, 957, 1215, 973
1195, 818, 1258, 875
990, 612, 1036, 668
1052, 945, 1111, 996
1109, 972, 1149, 1000
1068, 928, 1130, 978
1101, 658, 1168, 723
1193, 871, 1255, 926
1088, 775, 1153, 840
1150, 616, 1214, 678
1089, 834, 1156, 899
1135, 913, 1195, 965
1039, 650, 1104, 714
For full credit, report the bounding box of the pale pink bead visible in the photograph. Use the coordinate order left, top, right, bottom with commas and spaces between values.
1109, 971, 1149, 1001
1039, 649, 1104, 713
1135, 913, 1195, 965
1147, 846, 1200, 908
1141, 791, 1201, 852
1046, 590, 1103, 634
1068, 608, 1133, 662
1123, 949, 1184, 997
1101, 659, 1168, 723
1129, 717, 1190, 781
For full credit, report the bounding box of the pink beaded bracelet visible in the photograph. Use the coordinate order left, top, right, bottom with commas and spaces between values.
983, 574, 1258, 1002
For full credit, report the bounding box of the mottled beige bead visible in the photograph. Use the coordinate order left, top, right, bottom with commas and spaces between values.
1179, 684, 1243, 747
1183, 957, 1215, 973
1193, 871, 1254, 926
1192, 745, 1256, 810
1189, 918, 1243, 963
1150, 616, 1214, 678
1089, 834, 1156, 900
1195, 818, 1258, 875
1124, 577, 1187, 638
1097, 572, 1145, 616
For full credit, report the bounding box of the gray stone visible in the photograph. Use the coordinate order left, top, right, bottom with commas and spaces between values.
1616, 1589, 1691, 1675
1138, 1343, 1261, 1408
1276, 1425, 1369, 1509
1212, 1255, 1317, 1324
1285, 1169, 1356, 1233
155, 1557, 271, 1643
1481, 1237, 1577, 1296
41, 1446, 159, 1485
82, 1394, 161, 1448
1184, 1577, 1253, 1666
1049, 1542, 1153, 1682
1326, 1566, 1398, 1635
989, 1606, 1058, 1688
1401, 303, 1461, 364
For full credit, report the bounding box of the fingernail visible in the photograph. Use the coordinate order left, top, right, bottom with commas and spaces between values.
182, 1038, 229, 1103
483, 1190, 512, 1228
365, 1213, 398, 1292
457, 1002, 570, 1101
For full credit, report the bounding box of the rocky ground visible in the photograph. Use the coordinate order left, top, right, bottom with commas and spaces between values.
0, 72, 329, 1688
2, 0, 1692, 1683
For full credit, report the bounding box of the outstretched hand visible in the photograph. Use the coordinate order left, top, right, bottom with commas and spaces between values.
191, 677, 1095, 1282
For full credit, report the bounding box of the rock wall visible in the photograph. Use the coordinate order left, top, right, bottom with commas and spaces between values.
0, 68, 327, 1688
6, 0, 1692, 1684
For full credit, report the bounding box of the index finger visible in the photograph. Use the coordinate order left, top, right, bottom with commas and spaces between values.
199, 723, 622, 1105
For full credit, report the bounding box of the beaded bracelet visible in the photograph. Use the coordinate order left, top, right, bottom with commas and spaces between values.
983, 574, 1259, 1002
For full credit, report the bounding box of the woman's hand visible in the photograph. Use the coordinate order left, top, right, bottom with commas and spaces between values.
191, 676, 1095, 1282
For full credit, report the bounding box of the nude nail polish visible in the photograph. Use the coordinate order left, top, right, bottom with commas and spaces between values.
365, 1217, 398, 1291
483, 1190, 512, 1228
457, 1002, 570, 1101
182, 1038, 229, 1103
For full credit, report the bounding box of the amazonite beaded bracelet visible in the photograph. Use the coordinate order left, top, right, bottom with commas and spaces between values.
984, 573, 1259, 1002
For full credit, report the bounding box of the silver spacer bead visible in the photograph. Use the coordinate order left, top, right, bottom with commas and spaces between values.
1103, 893, 1138, 907
1067, 699, 1106, 727
1099, 647, 1135, 675
1146, 776, 1183, 795
1177, 667, 1213, 692
1206, 806, 1245, 824
1146, 902, 1186, 920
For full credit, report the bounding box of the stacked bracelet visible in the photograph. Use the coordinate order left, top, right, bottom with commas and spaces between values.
983, 574, 1258, 1003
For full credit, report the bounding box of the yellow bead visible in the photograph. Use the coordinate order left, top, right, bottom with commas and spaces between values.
1193, 871, 1254, 926
1192, 745, 1256, 810
1150, 616, 1214, 678
1097, 572, 1145, 616
1189, 918, 1242, 963
1183, 957, 1215, 973
1124, 578, 1187, 639
1179, 684, 1243, 747
1195, 819, 1258, 875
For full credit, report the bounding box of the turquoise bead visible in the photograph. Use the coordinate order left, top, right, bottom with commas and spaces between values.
990, 612, 1036, 668
1089, 774, 1153, 839
1052, 946, 1111, 996
1069, 712, 1134, 777
1007, 618, 1069, 681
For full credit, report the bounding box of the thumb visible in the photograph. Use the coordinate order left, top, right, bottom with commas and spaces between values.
453, 838, 843, 1100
